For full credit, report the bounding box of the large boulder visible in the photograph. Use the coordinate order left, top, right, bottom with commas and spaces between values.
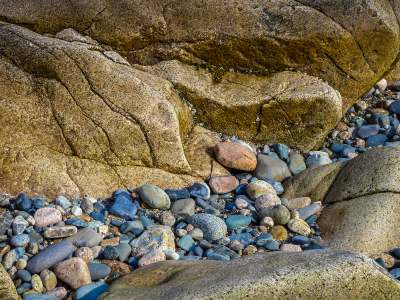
0, 23, 208, 198
1, 0, 399, 108
138, 60, 342, 151
97, 250, 400, 299
282, 147, 400, 255
0, 263, 18, 300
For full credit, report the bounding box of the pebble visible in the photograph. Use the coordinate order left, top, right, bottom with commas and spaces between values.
170, 198, 196, 219
12, 215, 29, 235
75, 247, 94, 263
269, 225, 288, 241
75, 282, 109, 300
109, 195, 138, 220
40, 269, 57, 290
291, 235, 311, 245
225, 215, 251, 230
286, 197, 312, 210
54, 257, 92, 290
208, 175, 239, 194
365, 134, 388, 147
251, 154, 291, 182
189, 182, 211, 200
24, 294, 59, 300
287, 153, 306, 175
258, 205, 290, 225
45, 287, 68, 299
287, 219, 311, 236
177, 235, 196, 251
43, 225, 77, 238
280, 244, 302, 252
115, 243, 131, 262
214, 142, 257, 171
34, 207, 62, 228
254, 193, 281, 211
26, 241, 73, 274
297, 203, 322, 220
17, 269, 32, 282
130, 225, 175, 258
11, 233, 30, 247
31, 273, 44, 293
54, 196, 71, 210
164, 188, 190, 200
87, 263, 111, 280
139, 184, 171, 210
306, 153, 332, 167
15, 193, 32, 211
104, 245, 119, 260
189, 214, 227, 241
246, 180, 277, 201
138, 249, 166, 267
64, 227, 103, 247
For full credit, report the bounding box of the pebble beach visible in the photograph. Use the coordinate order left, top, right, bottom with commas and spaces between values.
3, 78, 400, 300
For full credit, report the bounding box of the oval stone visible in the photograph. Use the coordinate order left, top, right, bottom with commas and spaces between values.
246, 180, 277, 201
26, 241, 73, 274
54, 257, 91, 290
34, 207, 62, 228
208, 175, 239, 194
214, 142, 257, 171
139, 184, 171, 210
189, 214, 227, 242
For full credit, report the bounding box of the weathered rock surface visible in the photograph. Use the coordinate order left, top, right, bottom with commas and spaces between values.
324, 147, 400, 204
0, 263, 18, 300
318, 193, 400, 255
97, 250, 400, 300
1, 0, 399, 107
139, 60, 342, 150
0, 23, 206, 198
282, 147, 400, 255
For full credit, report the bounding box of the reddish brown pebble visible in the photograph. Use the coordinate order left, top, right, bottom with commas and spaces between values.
280, 244, 302, 252
34, 207, 62, 228
0, 244, 10, 256
75, 247, 94, 263
54, 258, 91, 290
76, 215, 92, 222
208, 175, 239, 194
100, 260, 133, 276
214, 142, 257, 171
335, 122, 349, 131
138, 249, 166, 267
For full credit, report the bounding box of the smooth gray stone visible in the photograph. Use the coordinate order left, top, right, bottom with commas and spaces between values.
26, 241, 73, 274
297, 203, 322, 220
63, 227, 103, 247
252, 154, 291, 182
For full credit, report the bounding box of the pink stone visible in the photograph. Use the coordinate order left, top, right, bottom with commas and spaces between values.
255, 193, 281, 211
34, 207, 62, 228
347, 152, 358, 159
208, 175, 239, 194
280, 244, 302, 252
234, 198, 248, 209
138, 249, 166, 267
45, 287, 68, 300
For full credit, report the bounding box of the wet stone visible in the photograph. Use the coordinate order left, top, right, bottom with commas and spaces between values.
225, 215, 251, 230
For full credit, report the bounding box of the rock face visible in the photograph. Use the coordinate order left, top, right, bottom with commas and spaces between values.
97, 250, 400, 300
140, 60, 342, 150
0, 262, 18, 300
1, 0, 399, 108
282, 147, 400, 255
0, 22, 203, 198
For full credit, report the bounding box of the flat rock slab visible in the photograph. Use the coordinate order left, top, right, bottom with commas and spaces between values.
97, 250, 400, 300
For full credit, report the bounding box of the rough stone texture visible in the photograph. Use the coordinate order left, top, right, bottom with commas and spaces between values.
0, 22, 200, 199
54, 257, 91, 290
183, 125, 230, 180
325, 147, 400, 204
246, 180, 277, 201
214, 142, 257, 171
140, 60, 342, 151
130, 226, 175, 259
252, 154, 292, 182
43, 225, 77, 238
318, 193, 400, 255
2, 0, 399, 110
208, 175, 239, 194
0, 262, 18, 300
281, 161, 347, 202
34, 208, 62, 228
97, 251, 400, 300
